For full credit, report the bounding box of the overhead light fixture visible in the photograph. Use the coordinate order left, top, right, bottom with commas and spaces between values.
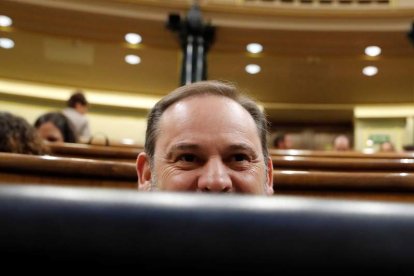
362, 66, 378, 76
125, 54, 141, 65
246, 43, 263, 54
245, 64, 261, 74
125, 33, 142, 45
364, 46, 381, 57
0, 38, 14, 49
0, 15, 12, 27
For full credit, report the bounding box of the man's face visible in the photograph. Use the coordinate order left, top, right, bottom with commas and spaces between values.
137, 95, 273, 195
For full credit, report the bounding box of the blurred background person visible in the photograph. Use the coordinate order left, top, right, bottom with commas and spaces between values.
62, 91, 91, 141
333, 135, 351, 151
379, 141, 395, 152
34, 112, 77, 143
273, 133, 293, 149
0, 112, 46, 154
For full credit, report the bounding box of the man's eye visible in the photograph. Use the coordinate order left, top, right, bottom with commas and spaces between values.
232, 154, 249, 162
178, 154, 197, 162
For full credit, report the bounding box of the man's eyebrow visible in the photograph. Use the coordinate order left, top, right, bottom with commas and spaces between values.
165, 143, 201, 158
226, 143, 258, 156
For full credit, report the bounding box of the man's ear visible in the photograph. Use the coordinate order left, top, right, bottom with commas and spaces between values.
266, 156, 274, 195
137, 152, 152, 191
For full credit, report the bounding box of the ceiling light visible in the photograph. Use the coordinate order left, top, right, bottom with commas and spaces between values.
362, 66, 378, 76
0, 38, 14, 49
245, 64, 261, 74
365, 46, 381, 57
125, 33, 142, 45
0, 15, 12, 27
246, 43, 263, 54
125, 54, 141, 65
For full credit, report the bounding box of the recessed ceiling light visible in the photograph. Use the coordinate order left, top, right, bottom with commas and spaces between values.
125, 33, 142, 45
0, 15, 12, 27
246, 43, 263, 54
362, 66, 378, 76
365, 46, 381, 57
125, 54, 141, 65
0, 38, 14, 49
245, 64, 261, 74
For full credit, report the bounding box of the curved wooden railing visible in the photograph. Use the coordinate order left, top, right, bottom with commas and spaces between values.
0, 152, 137, 188
273, 170, 414, 191
273, 169, 414, 201
3, 151, 414, 201
272, 156, 414, 171
269, 149, 414, 159
46, 142, 142, 162
47, 143, 414, 163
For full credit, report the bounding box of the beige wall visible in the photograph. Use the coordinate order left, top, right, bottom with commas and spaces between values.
354, 118, 408, 152
354, 105, 414, 151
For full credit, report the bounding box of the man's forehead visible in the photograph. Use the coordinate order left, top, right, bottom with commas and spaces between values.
156, 94, 260, 141
158, 96, 256, 136
162, 94, 242, 117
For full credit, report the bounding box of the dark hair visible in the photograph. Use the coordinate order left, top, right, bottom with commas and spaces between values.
34, 112, 77, 143
67, 91, 88, 108
144, 80, 269, 167
0, 112, 46, 155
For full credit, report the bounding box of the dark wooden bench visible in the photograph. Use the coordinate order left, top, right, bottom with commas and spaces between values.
0, 152, 137, 188
270, 149, 414, 159
3, 152, 414, 201
271, 154, 414, 201
46, 142, 142, 162
273, 169, 414, 201
272, 155, 414, 171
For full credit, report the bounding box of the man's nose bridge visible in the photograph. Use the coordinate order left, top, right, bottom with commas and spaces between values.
205, 156, 226, 178
196, 156, 232, 192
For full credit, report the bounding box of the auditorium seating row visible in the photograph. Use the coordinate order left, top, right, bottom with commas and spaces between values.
3, 149, 414, 201
48, 142, 414, 162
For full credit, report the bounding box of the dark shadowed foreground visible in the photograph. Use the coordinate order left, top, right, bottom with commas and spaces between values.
1, 184, 413, 273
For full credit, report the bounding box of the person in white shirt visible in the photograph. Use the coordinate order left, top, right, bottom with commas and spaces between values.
62, 91, 91, 140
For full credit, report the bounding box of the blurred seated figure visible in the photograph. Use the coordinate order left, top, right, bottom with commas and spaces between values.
0, 112, 46, 154
34, 112, 77, 143
379, 141, 395, 152
62, 91, 91, 140
273, 133, 293, 149
333, 135, 351, 151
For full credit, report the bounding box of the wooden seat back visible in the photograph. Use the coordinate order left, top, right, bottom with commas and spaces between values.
272, 156, 414, 171
273, 169, 414, 201
0, 152, 137, 189
270, 149, 414, 159
46, 142, 142, 162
